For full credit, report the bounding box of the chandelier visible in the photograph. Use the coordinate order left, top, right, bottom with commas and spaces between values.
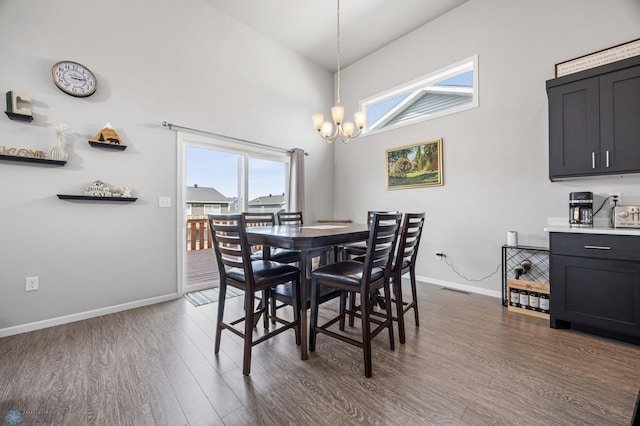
311, 0, 366, 144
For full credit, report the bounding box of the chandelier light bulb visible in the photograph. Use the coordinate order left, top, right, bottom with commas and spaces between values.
331, 104, 344, 125
343, 122, 355, 137
312, 114, 325, 132
321, 122, 333, 139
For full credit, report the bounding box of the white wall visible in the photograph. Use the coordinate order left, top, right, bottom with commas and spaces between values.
0, 0, 335, 333
335, 0, 640, 295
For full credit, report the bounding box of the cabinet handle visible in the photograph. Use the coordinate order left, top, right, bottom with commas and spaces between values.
584, 245, 611, 250
606, 150, 610, 168
591, 152, 596, 169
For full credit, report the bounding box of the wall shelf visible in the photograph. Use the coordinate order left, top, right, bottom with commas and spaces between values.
0, 154, 66, 166
57, 194, 137, 202
88, 141, 127, 151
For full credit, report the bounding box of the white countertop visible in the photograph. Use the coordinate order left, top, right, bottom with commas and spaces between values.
544, 225, 640, 236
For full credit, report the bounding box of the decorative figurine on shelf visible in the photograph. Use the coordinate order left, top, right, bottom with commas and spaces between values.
5, 91, 33, 122
84, 180, 111, 197
90, 123, 125, 146
51, 123, 69, 161
120, 186, 132, 198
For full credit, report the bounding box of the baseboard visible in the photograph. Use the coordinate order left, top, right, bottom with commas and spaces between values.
415, 275, 501, 299
0, 293, 179, 338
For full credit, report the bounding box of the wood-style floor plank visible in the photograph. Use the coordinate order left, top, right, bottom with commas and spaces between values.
1, 281, 639, 425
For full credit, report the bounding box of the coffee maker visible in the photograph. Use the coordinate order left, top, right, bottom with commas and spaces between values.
569, 191, 593, 227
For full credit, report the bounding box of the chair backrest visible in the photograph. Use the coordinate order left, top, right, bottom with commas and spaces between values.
208, 214, 254, 285
277, 211, 303, 225
395, 213, 426, 272
367, 210, 398, 225
361, 212, 403, 287
242, 212, 275, 227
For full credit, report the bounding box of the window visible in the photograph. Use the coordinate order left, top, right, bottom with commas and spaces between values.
185, 145, 289, 215
360, 55, 478, 134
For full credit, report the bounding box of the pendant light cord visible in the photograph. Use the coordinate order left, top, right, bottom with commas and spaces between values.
335, 0, 341, 105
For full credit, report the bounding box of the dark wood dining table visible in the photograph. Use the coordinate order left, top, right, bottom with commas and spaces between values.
246, 222, 370, 360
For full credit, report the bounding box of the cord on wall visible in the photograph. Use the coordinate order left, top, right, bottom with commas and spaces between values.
441, 254, 501, 282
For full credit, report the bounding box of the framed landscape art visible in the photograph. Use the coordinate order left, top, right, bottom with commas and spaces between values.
386, 138, 443, 190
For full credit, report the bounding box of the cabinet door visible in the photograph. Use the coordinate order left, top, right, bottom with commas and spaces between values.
600, 65, 640, 174
548, 78, 600, 179
550, 254, 640, 337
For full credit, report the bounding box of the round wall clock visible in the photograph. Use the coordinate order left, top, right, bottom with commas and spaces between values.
51, 60, 97, 97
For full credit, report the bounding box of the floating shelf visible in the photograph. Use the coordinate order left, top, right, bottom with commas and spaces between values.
0, 154, 66, 166
4, 111, 33, 122
57, 194, 137, 202
88, 141, 127, 151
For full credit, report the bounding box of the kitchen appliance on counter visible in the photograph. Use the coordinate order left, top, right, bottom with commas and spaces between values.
569, 191, 593, 227
614, 206, 640, 228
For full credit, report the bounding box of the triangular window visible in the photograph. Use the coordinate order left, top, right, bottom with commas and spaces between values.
360, 55, 478, 134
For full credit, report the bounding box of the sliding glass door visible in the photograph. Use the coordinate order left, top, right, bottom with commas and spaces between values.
178, 133, 289, 294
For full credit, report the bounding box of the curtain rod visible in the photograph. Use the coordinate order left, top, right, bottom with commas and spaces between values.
161, 121, 308, 156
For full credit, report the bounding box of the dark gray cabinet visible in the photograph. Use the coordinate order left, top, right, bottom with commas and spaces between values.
549, 232, 640, 340
547, 55, 640, 180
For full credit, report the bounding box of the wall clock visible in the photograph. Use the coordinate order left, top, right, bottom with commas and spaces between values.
51, 61, 97, 97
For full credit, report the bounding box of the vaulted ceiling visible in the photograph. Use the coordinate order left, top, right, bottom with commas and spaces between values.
201, 0, 469, 72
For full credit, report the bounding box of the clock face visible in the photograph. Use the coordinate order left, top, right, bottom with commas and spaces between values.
51, 61, 97, 97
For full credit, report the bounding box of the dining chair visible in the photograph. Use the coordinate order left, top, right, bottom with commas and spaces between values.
309, 212, 402, 378
276, 211, 303, 225
247, 211, 306, 323
349, 213, 425, 343
341, 210, 397, 326
242, 212, 300, 264
391, 212, 425, 344
208, 213, 301, 376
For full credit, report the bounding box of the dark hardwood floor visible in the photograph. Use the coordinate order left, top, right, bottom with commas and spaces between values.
1, 281, 639, 425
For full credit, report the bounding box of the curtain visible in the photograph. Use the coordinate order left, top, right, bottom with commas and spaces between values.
288, 148, 305, 215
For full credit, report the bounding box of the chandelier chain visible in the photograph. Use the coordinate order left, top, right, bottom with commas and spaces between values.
336, 0, 341, 104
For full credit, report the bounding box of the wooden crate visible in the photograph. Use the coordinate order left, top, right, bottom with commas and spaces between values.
507, 278, 550, 320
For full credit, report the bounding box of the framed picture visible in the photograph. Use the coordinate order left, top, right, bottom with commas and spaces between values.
386, 138, 443, 190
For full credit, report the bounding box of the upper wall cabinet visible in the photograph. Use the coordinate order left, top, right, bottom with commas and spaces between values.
547, 55, 640, 180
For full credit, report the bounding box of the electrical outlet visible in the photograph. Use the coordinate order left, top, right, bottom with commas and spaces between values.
608, 192, 621, 206
435, 252, 444, 260
25, 276, 39, 292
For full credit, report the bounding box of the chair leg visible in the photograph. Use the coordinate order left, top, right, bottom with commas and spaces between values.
262, 290, 270, 329
338, 291, 346, 331
270, 294, 277, 325
348, 291, 357, 327
410, 268, 420, 327
361, 290, 372, 378
309, 278, 320, 352
243, 290, 256, 376
383, 278, 395, 351
292, 278, 301, 346
214, 283, 227, 354
394, 272, 407, 344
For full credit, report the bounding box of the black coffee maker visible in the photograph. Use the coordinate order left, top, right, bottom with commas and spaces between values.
569, 191, 593, 227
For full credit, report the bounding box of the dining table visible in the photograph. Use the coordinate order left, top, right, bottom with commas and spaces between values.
246, 222, 370, 360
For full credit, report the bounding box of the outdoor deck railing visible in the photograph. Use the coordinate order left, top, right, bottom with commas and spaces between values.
187, 218, 212, 251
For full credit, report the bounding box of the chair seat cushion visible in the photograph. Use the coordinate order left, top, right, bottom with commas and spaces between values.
251, 248, 301, 264
311, 260, 384, 287
228, 260, 299, 285
272, 281, 341, 306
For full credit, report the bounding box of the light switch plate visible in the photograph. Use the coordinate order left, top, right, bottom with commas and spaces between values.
159, 196, 171, 208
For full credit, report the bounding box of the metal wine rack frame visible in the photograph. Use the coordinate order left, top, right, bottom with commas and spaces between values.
501, 244, 549, 306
